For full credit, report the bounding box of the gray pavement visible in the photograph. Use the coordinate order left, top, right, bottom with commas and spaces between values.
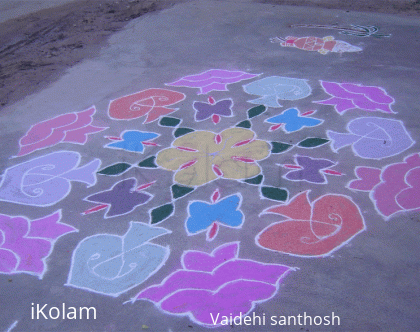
1, 0, 420, 331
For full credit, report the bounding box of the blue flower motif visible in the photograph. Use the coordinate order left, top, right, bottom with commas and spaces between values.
106, 131, 159, 153
186, 194, 244, 236
265, 108, 323, 133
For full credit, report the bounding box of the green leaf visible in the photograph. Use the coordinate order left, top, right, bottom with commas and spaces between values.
244, 174, 263, 185
236, 120, 251, 129
97, 163, 132, 176
261, 186, 288, 201
271, 142, 292, 154
171, 184, 195, 199
298, 138, 329, 148
150, 203, 174, 224
174, 127, 194, 138
248, 105, 266, 119
138, 156, 158, 168
159, 117, 181, 127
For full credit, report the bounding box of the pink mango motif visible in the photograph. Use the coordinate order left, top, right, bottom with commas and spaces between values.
348, 153, 420, 218
135, 242, 293, 327
0, 210, 77, 278
314, 81, 395, 114
256, 191, 365, 257
16, 106, 107, 157
108, 88, 185, 122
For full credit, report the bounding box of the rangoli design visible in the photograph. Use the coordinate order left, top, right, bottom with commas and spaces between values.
2, 64, 417, 330
256, 191, 365, 257
0, 210, 76, 278
135, 242, 294, 326
67, 222, 170, 297
243, 76, 312, 107
271, 36, 362, 54
348, 153, 420, 218
314, 81, 395, 114
15, 106, 107, 157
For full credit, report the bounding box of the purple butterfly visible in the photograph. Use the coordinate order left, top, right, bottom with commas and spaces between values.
281, 155, 342, 184
193, 97, 233, 124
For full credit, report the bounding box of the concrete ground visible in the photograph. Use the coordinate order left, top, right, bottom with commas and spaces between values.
1, 0, 419, 331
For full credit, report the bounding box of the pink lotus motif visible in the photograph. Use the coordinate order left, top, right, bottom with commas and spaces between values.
314, 81, 395, 114
135, 242, 293, 327
348, 153, 420, 218
16, 106, 107, 157
0, 210, 77, 278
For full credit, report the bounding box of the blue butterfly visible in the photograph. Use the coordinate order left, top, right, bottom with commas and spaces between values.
265, 108, 323, 133
186, 194, 244, 235
106, 131, 159, 153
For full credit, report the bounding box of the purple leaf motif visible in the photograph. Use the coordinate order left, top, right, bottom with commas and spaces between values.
166, 69, 259, 94
0, 210, 77, 278
135, 242, 293, 326
314, 81, 395, 114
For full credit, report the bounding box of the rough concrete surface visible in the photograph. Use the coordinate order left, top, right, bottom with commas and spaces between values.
0, 0, 419, 331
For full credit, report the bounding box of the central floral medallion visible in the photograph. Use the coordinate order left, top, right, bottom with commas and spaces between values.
156, 128, 270, 186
